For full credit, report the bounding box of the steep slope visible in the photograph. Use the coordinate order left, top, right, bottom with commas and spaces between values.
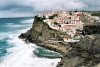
21, 17, 61, 42
57, 35, 100, 67
19, 17, 71, 54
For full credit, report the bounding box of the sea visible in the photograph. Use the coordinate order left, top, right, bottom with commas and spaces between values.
0, 17, 61, 67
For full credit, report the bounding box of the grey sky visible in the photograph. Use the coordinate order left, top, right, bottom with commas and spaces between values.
0, 0, 100, 17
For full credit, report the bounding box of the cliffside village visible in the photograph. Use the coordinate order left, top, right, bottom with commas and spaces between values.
37, 11, 100, 43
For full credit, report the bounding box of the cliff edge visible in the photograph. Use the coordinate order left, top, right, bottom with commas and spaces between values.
57, 35, 100, 67
19, 16, 71, 54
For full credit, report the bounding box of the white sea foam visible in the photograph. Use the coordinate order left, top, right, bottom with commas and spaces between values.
0, 33, 61, 67
0, 21, 61, 67
0, 32, 11, 40
0, 24, 31, 40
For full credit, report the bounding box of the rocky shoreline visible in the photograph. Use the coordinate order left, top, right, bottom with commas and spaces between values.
18, 33, 71, 55
19, 33, 100, 67
18, 17, 100, 67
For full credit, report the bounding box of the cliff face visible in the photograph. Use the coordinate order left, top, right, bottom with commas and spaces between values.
19, 17, 70, 54
57, 35, 100, 67
25, 18, 61, 42
77, 35, 100, 54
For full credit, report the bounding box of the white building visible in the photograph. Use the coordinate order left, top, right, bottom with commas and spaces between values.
71, 15, 84, 30
60, 24, 78, 38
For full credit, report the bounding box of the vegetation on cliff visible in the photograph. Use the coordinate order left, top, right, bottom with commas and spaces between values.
84, 25, 100, 35
23, 16, 62, 42
49, 14, 58, 19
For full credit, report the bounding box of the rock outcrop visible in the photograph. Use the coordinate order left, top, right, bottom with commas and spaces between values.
19, 17, 71, 54
77, 35, 100, 54
23, 17, 61, 42
57, 35, 100, 67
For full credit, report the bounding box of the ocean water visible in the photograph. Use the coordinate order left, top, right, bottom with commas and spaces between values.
0, 17, 61, 67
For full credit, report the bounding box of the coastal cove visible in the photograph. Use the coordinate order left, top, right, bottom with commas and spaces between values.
33, 47, 62, 58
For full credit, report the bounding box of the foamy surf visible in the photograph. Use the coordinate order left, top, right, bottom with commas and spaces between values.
0, 33, 61, 67
0, 18, 61, 67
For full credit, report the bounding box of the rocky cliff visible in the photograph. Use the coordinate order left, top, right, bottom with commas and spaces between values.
19, 17, 71, 54
20, 17, 61, 42
57, 35, 100, 67
19, 17, 100, 67
77, 35, 100, 54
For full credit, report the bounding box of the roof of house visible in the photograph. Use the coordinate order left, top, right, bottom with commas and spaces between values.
73, 12, 83, 16
61, 24, 77, 30
63, 24, 77, 27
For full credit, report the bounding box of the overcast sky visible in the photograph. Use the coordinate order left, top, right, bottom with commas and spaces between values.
0, 0, 100, 18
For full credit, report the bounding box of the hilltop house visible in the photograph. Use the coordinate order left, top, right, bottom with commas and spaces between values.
71, 13, 84, 30
60, 24, 78, 38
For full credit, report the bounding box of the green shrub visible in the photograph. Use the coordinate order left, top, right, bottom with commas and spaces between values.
84, 25, 100, 34
49, 14, 58, 19
35, 15, 46, 21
